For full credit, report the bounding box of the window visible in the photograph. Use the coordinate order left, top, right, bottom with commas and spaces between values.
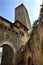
18, 12, 20, 15
8, 28, 11, 31
4, 33, 10, 40
20, 31, 24, 36
4, 26, 7, 29
6, 34, 9, 39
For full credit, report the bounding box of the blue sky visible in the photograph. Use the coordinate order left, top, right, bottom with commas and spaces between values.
0, 0, 43, 52
0, 0, 43, 26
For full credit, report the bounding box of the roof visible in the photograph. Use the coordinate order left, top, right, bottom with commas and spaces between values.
15, 3, 28, 13
0, 16, 29, 30
15, 3, 24, 9
0, 16, 13, 25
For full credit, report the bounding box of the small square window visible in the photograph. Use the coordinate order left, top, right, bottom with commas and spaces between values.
6, 34, 9, 39
18, 12, 20, 15
20, 31, 24, 36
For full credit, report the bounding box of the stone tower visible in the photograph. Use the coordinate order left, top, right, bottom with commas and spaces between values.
15, 4, 31, 30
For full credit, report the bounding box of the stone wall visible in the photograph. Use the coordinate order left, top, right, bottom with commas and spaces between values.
27, 19, 43, 65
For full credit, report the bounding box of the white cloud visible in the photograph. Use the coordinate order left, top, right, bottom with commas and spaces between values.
23, 0, 43, 5
38, 0, 43, 4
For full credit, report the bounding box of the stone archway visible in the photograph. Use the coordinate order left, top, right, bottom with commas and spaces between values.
28, 57, 34, 65
1, 44, 15, 65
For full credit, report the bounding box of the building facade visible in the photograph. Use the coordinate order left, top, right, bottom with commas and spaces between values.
0, 4, 31, 65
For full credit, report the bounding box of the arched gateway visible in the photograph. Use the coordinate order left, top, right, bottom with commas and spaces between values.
1, 44, 14, 65
0, 41, 16, 65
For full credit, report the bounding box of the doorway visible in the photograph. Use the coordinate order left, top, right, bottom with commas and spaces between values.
1, 44, 14, 65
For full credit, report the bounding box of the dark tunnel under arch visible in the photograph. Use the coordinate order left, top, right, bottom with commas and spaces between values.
1, 44, 15, 65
